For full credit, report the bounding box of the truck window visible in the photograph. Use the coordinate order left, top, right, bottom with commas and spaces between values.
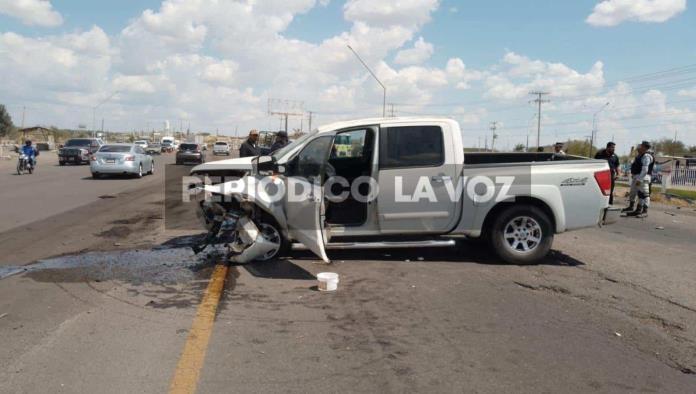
331, 129, 366, 158
290, 136, 333, 179
380, 126, 444, 168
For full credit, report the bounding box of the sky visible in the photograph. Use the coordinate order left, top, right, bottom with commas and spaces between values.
1, 0, 695, 153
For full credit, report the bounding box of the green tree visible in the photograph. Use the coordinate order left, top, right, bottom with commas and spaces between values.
513, 143, 526, 152
0, 104, 14, 138
564, 139, 597, 157
651, 138, 686, 156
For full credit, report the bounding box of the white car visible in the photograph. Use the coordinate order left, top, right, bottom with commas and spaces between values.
134, 140, 148, 149
212, 141, 230, 156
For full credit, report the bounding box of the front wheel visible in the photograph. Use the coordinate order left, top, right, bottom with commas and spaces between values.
253, 219, 289, 262
16, 162, 23, 175
488, 205, 553, 265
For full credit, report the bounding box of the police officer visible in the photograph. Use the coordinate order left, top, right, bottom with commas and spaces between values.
595, 142, 620, 205
623, 141, 654, 218
270, 131, 289, 153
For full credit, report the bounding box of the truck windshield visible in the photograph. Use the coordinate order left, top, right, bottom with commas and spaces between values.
272, 132, 316, 161
65, 139, 92, 147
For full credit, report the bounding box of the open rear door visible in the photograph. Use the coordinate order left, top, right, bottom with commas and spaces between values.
283, 135, 334, 262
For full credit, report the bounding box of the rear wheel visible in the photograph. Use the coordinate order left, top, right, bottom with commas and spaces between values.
135, 164, 143, 178
147, 161, 155, 175
488, 205, 553, 265
92, 172, 100, 179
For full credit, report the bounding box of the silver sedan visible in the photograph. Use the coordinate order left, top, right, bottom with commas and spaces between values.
90, 144, 155, 179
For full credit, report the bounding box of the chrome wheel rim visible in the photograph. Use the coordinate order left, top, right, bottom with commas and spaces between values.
503, 216, 542, 254
256, 223, 282, 261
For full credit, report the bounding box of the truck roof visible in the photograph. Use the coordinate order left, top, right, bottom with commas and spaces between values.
316, 116, 457, 134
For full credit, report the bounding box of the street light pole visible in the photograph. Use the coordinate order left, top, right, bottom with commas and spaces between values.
347, 45, 387, 117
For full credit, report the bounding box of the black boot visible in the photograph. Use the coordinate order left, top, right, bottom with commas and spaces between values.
635, 205, 648, 218
625, 205, 642, 217
621, 202, 635, 213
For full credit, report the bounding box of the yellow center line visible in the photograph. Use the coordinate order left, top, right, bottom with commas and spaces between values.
169, 263, 229, 394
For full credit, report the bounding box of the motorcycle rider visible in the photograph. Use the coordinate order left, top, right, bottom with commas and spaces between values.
623, 141, 653, 218
20, 140, 39, 168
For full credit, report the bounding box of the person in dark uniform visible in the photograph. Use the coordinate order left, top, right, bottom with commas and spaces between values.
239, 129, 260, 157
270, 131, 289, 153
595, 142, 620, 205
623, 141, 654, 218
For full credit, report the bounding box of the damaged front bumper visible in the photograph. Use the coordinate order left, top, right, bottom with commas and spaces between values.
191, 198, 279, 264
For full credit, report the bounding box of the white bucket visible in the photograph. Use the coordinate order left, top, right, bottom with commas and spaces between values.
317, 272, 339, 292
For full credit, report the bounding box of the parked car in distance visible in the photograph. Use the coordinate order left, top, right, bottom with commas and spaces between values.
59, 138, 104, 165
213, 141, 230, 156
134, 140, 149, 149
90, 144, 154, 179
176, 143, 205, 165
145, 142, 162, 155
161, 141, 174, 153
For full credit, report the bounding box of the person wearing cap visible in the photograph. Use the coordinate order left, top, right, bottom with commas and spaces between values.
595, 142, 620, 205
623, 141, 654, 218
270, 131, 289, 153
239, 129, 260, 157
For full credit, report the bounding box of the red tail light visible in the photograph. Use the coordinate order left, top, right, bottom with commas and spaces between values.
594, 169, 612, 196
124, 155, 135, 161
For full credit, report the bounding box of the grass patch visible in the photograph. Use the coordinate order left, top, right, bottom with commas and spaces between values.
666, 189, 696, 201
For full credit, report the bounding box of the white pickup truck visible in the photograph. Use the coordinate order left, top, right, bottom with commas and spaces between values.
189, 117, 618, 265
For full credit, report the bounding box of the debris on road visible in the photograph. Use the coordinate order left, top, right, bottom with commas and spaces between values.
317, 272, 339, 291
0, 313, 8, 319
615, 332, 622, 337
655, 226, 665, 230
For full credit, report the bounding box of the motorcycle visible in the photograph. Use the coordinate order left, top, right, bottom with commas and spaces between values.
16, 153, 34, 175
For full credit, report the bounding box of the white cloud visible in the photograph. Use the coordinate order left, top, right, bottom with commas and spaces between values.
678, 86, 696, 98
0, 0, 63, 27
586, 0, 687, 27
0, 27, 111, 95
484, 52, 605, 100
344, 0, 440, 28
394, 37, 433, 65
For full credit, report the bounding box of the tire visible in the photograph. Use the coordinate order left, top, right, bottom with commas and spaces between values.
16, 163, 22, 175
147, 161, 155, 175
135, 164, 143, 178
488, 205, 553, 265
253, 217, 290, 262
92, 172, 100, 179
59, 161, 65, 166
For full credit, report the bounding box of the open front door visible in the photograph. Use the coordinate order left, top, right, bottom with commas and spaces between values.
283, 136, 334, 262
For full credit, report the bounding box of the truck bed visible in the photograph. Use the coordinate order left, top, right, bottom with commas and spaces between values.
464, 152, 586, 165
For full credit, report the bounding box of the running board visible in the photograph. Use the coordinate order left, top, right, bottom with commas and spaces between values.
291, 239, 457, 251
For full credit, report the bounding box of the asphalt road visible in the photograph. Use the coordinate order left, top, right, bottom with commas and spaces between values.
0, 157, 695, 393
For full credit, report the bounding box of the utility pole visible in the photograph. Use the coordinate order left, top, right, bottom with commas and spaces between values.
21, 106, 26, 128
529, 91, 550, 150
307, 111, 313, 133
484, 136, 488, 151
526, 134, 529, 152
347, 44, 387, 117
388, 103, 396, 117
590, 102, 610, 157
490, 121, 499, 151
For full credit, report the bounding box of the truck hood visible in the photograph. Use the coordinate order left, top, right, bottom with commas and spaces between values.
190, 156, 254, 173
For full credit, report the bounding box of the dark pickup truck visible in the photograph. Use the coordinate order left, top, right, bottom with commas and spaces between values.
58, 138, 104, 165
